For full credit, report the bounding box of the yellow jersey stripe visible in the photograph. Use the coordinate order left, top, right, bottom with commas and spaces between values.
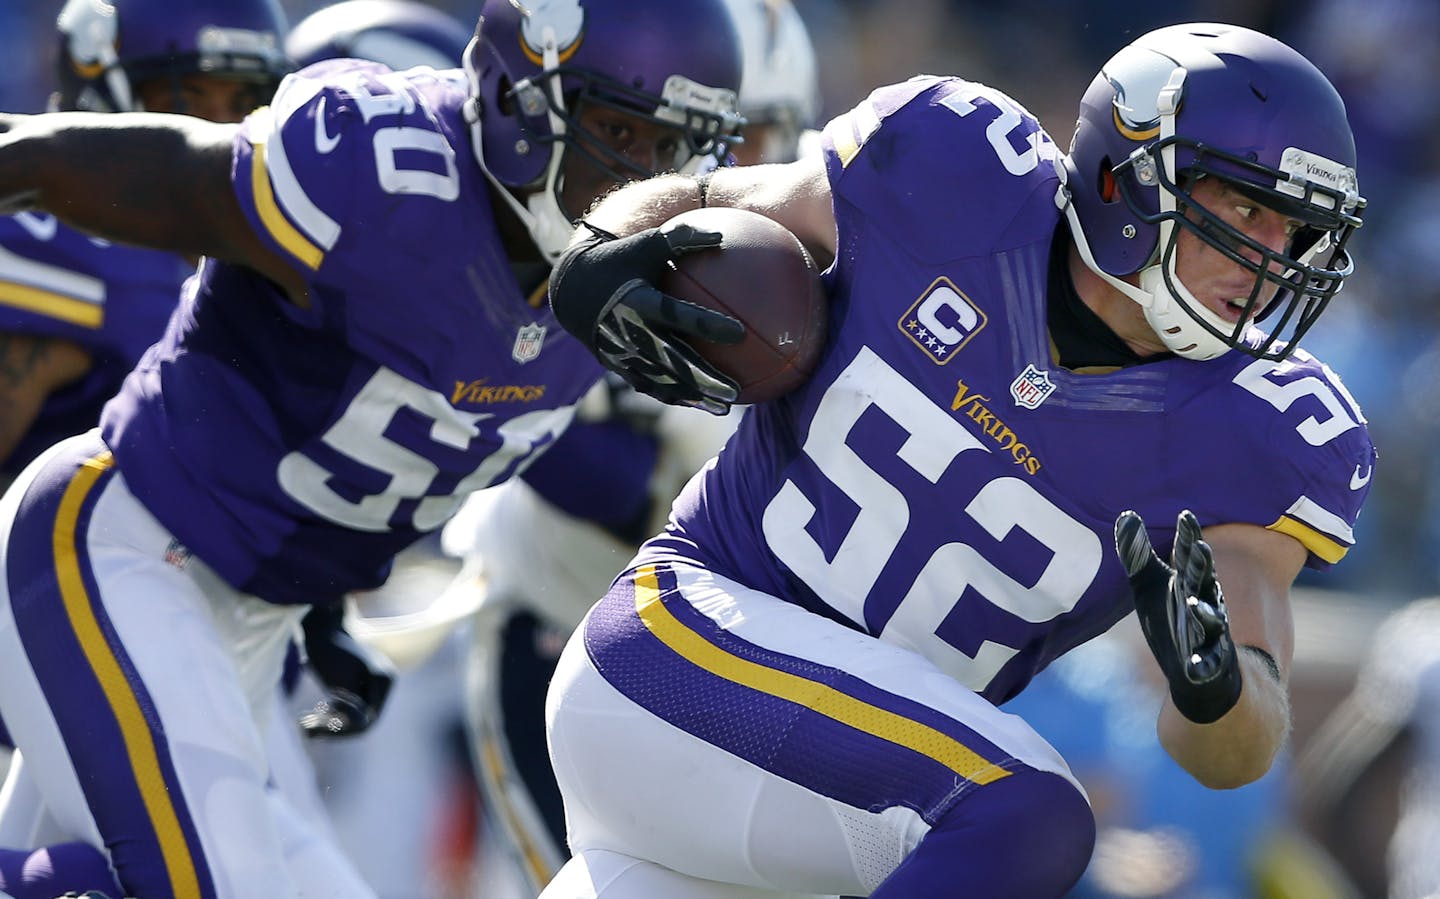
632, 566, 1011, 785
249, 140, 325, 271
0, 281, 103, 328
53, 452, 202, 898
1269, 515, 1347, 564
825, 99, 883, 169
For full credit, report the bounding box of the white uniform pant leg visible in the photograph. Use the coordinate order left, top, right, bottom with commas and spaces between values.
0, 753, 65, 849
541, 848, 832, 899
0, 434, 375, 899
546, 562, 1082, 898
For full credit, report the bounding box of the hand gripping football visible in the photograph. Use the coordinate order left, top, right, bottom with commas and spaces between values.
658, 206, 827, 404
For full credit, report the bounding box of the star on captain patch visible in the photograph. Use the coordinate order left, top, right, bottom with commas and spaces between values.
1009, 363, 1055, 410
512, 323, 547, 364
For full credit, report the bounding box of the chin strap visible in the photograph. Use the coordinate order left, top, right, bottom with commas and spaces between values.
1053, 68, 1236, 362
461, 33, 576, 264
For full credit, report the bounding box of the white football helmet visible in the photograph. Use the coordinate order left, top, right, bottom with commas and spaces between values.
723, 0, 820, 163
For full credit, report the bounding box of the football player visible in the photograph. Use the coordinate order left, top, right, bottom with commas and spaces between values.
0, 2, 289, 896
542, 22, 1374, 898
0, 0, 290, 488
279, 3, 490, 896
0, 1, 743, 897
443, 1, 823, 892
722, 0, 821, 167
1296, 597, 1440, 897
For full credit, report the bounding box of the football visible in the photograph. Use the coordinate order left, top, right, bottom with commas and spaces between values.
658, 206, 827, 405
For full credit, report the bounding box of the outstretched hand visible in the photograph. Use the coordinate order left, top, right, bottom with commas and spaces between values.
549, 222, 744, 415
1114, 509, 1242, 724
298, 603, 396, 739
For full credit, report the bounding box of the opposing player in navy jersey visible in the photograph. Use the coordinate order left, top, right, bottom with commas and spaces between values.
0, 0, 743, 896
543, 22, 1374, 898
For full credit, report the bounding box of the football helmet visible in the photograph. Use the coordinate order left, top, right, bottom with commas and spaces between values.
285, 0, 472, 72
54, 0, 291, 114
723, 0, 821, 163
462, 0, 744, 262
1062, 23, 1365, 361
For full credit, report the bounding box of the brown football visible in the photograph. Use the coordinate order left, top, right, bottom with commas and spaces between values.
658, 206, 827, 405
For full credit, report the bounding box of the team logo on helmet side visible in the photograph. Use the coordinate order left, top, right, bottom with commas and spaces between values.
512, 0, 585, 65
1105, 46, 1182, 141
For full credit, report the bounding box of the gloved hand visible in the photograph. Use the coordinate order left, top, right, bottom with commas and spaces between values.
298, 603, 396, 739
549, 222, 745, 415
1113, 509, 1242, 724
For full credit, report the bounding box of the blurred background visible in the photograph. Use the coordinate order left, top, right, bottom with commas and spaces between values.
4, 1, 1439, 896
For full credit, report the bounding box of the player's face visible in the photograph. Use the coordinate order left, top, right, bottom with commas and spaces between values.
1173, 176, 1304, 326
561, 104, 689, 217
135, 75, 270, 124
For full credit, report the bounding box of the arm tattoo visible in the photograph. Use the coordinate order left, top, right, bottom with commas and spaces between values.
0, 332, 52, 388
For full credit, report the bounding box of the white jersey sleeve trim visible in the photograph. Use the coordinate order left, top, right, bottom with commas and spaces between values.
0, 243, 105, 327
252, 91, 343, 257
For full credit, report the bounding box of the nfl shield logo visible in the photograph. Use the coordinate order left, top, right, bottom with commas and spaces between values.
511, 323, 547, 364
1009, 363, 1055, 410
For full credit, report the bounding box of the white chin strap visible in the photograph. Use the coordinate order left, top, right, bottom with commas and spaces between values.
1055, 68, 1241, 362
1136, 263, 1235, 361
1057, 184, 1235, 361
461, 30, 577, 265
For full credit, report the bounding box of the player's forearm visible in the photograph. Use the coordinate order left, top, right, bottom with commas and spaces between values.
572, 173, 704, 244
0, 332, 91, 469
1158, 648, 1290, 789
0, 112, 238, 258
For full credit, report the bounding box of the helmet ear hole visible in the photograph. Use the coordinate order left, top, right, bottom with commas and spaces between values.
1099, 161, 1118, 203
495, 74, 517, 116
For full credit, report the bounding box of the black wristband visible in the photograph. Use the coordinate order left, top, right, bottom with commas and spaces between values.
1168, 657, 1243, 724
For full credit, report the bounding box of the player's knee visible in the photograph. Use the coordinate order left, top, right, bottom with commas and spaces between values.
975, 768, 1094, 894
920, 768, 1094, 898
1001, 769, 1095, 888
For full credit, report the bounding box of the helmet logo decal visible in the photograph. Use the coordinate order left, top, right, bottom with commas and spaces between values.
511, 0, 586, 66
1111, 106, 1160, 142
1104, 45, 1185, 141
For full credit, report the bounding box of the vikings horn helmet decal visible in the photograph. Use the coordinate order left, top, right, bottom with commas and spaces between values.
1061, 23, 1364, 361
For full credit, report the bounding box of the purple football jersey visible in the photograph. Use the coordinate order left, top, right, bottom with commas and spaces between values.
101, 60, 604, 604
0, 213, 187, 475
637, 77, 1377, 704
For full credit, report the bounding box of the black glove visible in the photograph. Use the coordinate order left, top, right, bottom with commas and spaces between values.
298, 603, 396, 739
1113, 509, 1242, 724
549, 223, 745, 415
